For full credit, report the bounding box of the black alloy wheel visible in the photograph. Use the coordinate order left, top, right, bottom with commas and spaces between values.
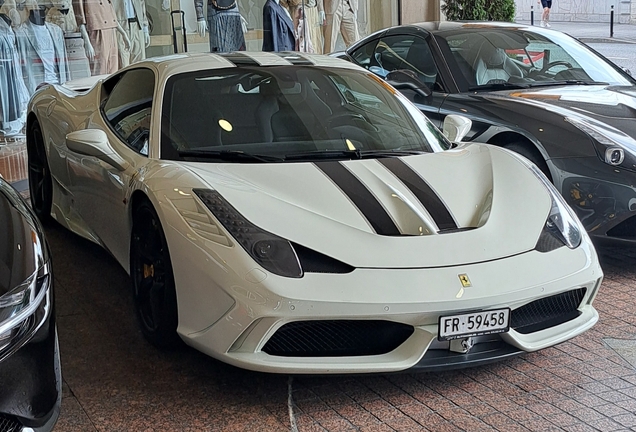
130, 200, 181, 349
27, 120, 53, 222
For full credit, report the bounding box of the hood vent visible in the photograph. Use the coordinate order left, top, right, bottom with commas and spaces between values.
438, 226, 477, 234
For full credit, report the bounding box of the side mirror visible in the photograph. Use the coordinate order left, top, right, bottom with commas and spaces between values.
443, 114, 472, 143
66, 129, 130, 171
385, 69, 432, 98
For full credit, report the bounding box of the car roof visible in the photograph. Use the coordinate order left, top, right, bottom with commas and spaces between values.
127, 51, 365, 78
405, 21, 536, 32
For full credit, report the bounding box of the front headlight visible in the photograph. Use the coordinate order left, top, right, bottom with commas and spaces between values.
0, 264, 51, 359
528, 164, 583, 250
566, 117, 636, 171
193, 189, 303, 278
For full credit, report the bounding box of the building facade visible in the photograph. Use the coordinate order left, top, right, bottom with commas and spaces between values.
514, 0, 636, 24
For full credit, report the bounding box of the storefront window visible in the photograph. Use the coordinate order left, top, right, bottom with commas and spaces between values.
0, 0, 397, 182
179, 0, 399, 54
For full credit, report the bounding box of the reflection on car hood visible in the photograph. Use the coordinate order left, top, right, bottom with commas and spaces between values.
503, 84, 636, 133
0, 185, 39, 296
182, 144, 552, 268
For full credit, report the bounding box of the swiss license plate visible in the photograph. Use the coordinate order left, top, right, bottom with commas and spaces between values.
438, 308, 511, 341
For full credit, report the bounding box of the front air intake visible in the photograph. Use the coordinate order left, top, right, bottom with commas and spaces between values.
607, 214, 636, 240
511, 288, 586, 334
262, 320, 414, 357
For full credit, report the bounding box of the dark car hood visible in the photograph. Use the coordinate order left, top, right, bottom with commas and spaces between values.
0, 183, 43, 296
499, 84, 636, 134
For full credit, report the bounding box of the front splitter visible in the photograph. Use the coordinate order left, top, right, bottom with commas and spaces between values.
407, 340, 525, 372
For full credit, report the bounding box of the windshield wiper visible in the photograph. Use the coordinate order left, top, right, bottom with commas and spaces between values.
284, 149, 426, 161
285, 149, 362, 161
177, 149, 284, 163
178, 148, 426, 163
529, 80, 609, 87
468, 82, 531, 91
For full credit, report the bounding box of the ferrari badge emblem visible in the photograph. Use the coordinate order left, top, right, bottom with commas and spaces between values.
458, 274, 471, 288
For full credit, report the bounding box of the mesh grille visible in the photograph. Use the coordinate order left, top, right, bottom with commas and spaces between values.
0, 415, 21, 432
511, 288, 586, 334
262, 320, 414, 357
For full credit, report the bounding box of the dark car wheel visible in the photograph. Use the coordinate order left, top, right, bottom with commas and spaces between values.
504, 142, 552, 181
27, 120, 53, 223
130, 200, 181, 349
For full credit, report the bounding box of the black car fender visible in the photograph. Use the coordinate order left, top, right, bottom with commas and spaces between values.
438, 94, 597, 156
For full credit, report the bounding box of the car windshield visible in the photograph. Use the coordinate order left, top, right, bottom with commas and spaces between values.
160, 66, 450, 162
437, 27, 634, 90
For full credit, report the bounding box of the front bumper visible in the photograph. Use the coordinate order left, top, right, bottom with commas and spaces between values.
550, 156, 636, 242
175, 236, 602, 374
0, 287, 61, 432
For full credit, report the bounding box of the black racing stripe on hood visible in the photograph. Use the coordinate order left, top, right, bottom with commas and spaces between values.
218, 52, 260, 66
314, 161, 401, 236
378, 158, 458, 231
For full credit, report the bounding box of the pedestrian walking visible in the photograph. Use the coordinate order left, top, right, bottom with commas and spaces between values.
538, 0, 552, 27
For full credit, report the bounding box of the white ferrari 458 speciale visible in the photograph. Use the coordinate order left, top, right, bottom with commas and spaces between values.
26, 52, 602, 374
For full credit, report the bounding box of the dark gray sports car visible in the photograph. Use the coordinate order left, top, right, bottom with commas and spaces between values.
0, 177, 60, 432
337, 21, 636, 243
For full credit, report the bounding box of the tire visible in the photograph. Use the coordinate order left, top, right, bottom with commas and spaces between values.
504, 141, 552, 181
27, 120, 53, 223
130, 200, 181, 349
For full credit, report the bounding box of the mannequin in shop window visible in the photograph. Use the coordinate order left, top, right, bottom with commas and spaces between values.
300, 0, 323, 53
72, 0, 130, 74
45, 0, 78, 32
320, 0, 358, 54
287, 0, 314, 53
15, 1, 70, 94
262, 0, 294, 51
42, 0, 93, 80
1, 0, 22, 25
0, 0, 29, 136
112, 0, 149, 67
194, 0, 245, 52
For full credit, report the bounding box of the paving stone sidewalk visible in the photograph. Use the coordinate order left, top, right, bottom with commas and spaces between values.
46, 217, 636, 432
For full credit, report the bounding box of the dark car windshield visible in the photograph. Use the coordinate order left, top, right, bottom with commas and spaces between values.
437, 27, 634, 90
160, 66, 450, 162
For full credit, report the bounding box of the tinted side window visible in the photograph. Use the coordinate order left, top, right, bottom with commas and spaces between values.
372, 35, 441, 91
350, 39, 379, 68
102, 68, 155, 156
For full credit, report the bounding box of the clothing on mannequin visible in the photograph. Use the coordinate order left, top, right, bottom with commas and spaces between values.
112, 0, 149, 68
0, 10, 29, 135
319, 0, 358, 54
45, 0, 78, 32
288, 2, 313, 53
40, 0, 92, 80
15, 7, 70, 94
194, 0, 245, 53
301, 0, 323, 54
13, 0, 28, 27
73, 0, 130, 75
0, 0, 21, 26
262, 0, 294, 52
